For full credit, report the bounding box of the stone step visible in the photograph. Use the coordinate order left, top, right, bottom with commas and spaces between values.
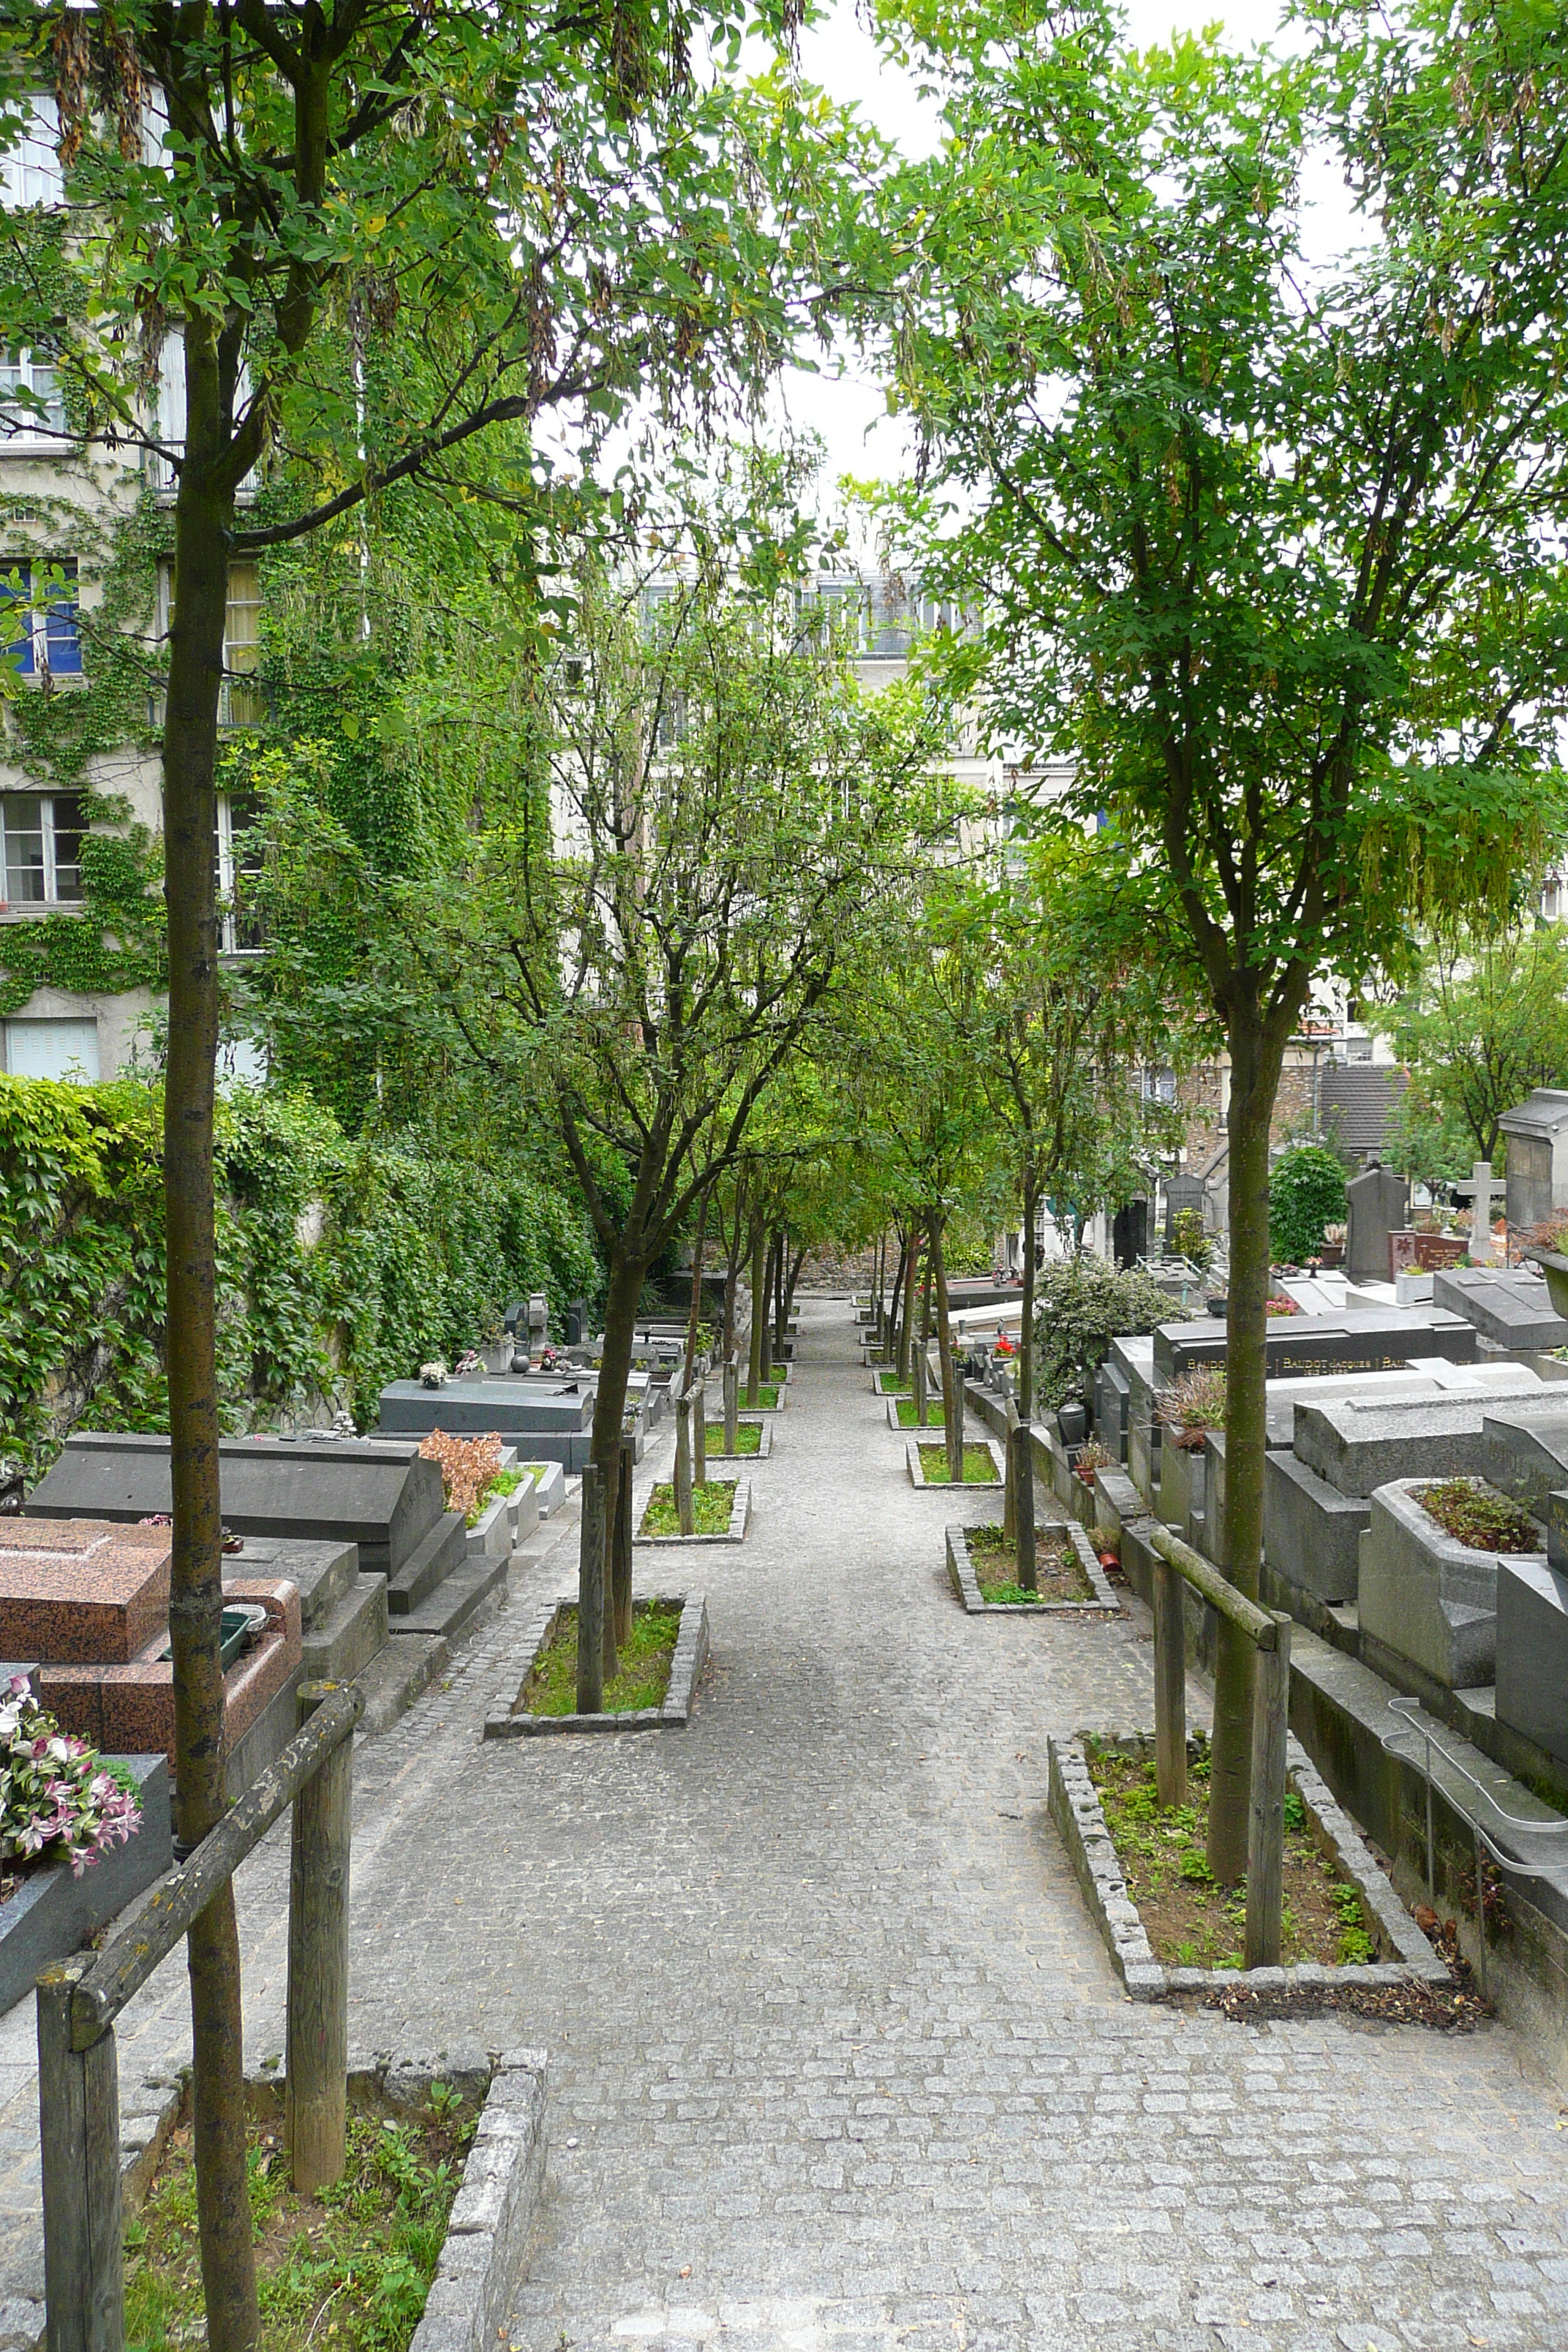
386, 1550, 509, 1643
301, 1573, 388, 1682
385, 1509, 467, 1616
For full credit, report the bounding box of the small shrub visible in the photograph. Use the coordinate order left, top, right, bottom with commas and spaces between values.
1075, 1436, 1112, 1483
1032, 1258, 1179, 1411
1169, 1207, 1211, 1270
1268, 1145, 1349, 1265
1416, 1478, 1540, 1554
418, 1428, 504, 1523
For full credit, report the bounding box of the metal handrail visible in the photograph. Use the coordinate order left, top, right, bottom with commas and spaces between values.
1379, 1694, 1568, 1998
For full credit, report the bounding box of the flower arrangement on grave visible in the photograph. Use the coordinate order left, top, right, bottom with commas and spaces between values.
0, 1678, 142, 1880
418, 1360, 448, 1388
1074, 1437, 1112, 1485
418, 1428, 506, 1524
1265, 1294, 1302, 1316
1155, 1367, 1226, 1450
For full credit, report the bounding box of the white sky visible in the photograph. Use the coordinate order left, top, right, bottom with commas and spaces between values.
777, 0, 1360, 505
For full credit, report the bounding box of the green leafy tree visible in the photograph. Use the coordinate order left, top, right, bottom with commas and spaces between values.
873, 0, 1568, 1876
1371, 927, 1568, 1166
404, 523, 939, 1701
1268, 1145, 1349, 1266
1, 4, 865, 2332
1030, 1259, 1176, 1414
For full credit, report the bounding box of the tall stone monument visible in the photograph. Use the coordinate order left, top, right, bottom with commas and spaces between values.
1499, 1088, 1568, 1235
1345, 1154, 1409, 1284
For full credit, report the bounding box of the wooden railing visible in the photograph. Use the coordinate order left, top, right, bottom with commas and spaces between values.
39, 1676, 363, 2352
1149, 1523, 1292, 1969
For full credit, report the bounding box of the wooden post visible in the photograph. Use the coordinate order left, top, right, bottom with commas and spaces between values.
1014, 1419, 1036, 1591
614, 1428, 635, 1646
576, 1462, 605, 1713
37, 1959, 122, 2352
1003, 1399, 1019, 1544
675, 1390, 694, 1537
723, 1354, 739, 1455
1244, 1613, 1292, 1969
693, 1379, 707, 1487
952, 1360, 966, 1480
1153, 1553, 1188, 1809
600, 1439, 620, 1684
913, 1338, 927, 1427
287, 1680, 353, 2197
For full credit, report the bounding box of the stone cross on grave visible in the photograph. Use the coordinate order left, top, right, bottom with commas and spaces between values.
1455, 1160, 1504, 1265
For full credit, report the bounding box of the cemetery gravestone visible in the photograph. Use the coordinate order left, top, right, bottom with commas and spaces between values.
1499, 1088, 1568, 1234
1345, 1155, 1409, 1284
1153, 1303, 1477, 1384
1454, 1161, 1504, 1267
1359, 1477, 1542, 1692
1162, 1174, 1205, 1254
1433, 1266, 1568, 1354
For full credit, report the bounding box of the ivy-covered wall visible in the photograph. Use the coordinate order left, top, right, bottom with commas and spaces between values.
0, 1073, 601, 1477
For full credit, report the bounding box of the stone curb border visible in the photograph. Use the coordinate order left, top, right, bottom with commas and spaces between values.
633, 1477, 752, 1545
483, 1592, 709, 1739
1048, 1730, 1451, 2002
906, 1436, 1006, 1491
886, 1397, 949, 1435
407, 2046, 549, 2352
705, 1417, 773, 1463
946, 1522, 1119, 1615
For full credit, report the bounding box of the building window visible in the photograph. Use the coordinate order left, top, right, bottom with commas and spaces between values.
4, 1016, 99, 1082
216, 789, 263, 953
157, 560, 266, 725
0, 351, 64, 440
0, 99, 64, 211
1142, 1066, 1177, 1106
0, 559, 81, 679
1, 791, 85, 903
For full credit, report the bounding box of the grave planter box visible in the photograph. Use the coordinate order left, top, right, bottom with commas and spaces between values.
633, 1479, 751, 1545
1360, 1477, 1545, 1692
0, 1752, 171, 2017
945, 1521, 1117, 1614
465, 1489, 514, 1563
707, 1419, 773, 1461
1526, 1246, 1568, 1325
1049, 1731, 1449, 2003
521, 1461, 565, 1519
905, 1435, 1006, 1490
886, 1396, 944, 1434
483, 1591, 709, 1738
506, 1474, 541, 1546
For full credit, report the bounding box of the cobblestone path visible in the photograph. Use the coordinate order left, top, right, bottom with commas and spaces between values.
4, 1295, 1568, 2350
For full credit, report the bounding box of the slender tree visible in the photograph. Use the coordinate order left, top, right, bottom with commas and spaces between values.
876, 0, 1568, 1874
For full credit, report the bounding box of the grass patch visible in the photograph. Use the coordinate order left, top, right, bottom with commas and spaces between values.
967, 1523, 1091, 1602
894, 1398, 946, 1427
124, 2095, 477, 2352
1086, 1744, 1381, 1970
640, 1479, 736, 1536
521, 1599, 682, 1716
740, 1382, 783, 1410
916, 1441, 998, 1485
705, 1420, 761, 1455
1416, 1477, 1540, 1553
873, 1371, 908, 1394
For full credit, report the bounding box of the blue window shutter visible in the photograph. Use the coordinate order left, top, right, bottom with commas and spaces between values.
42, 559, 80, 675
0, 562, 34, 676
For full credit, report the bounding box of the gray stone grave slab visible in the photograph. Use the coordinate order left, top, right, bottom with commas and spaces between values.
1433, 1264, 1568, 1352
1095, 1354, 1131, 1461
377, 1378, 595, 1470
1360, 1477, 1545, 1691
1152, 1305, 1477, 1384
25, 1432, 442, 1578
1345, 1158, 1410, 1285
1264, 1450, 1372, 1605
1496, 1555, 1568, 1766
1291, 1380, 1550, 1499
1478, 1409, 1568, 1526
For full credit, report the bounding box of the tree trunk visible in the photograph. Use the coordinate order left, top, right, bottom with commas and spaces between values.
1019, 1159, 1039, 1423
759, 1231, 778, 1383
772, 1225, 787, 1355
886, 1228, 905, 1365
581, 1248, 644, 1710
1207, 1003, 1289, 1881
894, 1226, 916, 1378
684, 1187, 709, 1388
163, 316, 260, 2349
746, 1220, 766, 1405
600, 1439, 619, 1686
784, 1241, 808, 1332
929, 1215, 962, 1485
